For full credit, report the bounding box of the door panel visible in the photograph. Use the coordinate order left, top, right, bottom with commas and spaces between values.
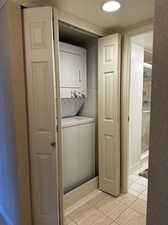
98, 34, 121, 196
24, 7, 59, 225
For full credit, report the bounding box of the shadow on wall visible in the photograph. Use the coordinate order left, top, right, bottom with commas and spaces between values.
0, 3, 21, 225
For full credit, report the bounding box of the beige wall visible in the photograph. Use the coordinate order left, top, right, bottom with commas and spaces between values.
147, 0, 168, 224
0, 4, 20, 225
0, 1, 31, 225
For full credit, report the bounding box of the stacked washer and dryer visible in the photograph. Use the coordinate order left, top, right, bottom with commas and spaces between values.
60, 42, 96, 193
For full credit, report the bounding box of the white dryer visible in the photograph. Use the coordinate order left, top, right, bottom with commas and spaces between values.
62, 116, 95, 193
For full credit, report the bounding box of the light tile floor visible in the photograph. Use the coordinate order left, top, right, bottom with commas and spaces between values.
65, 165, 148, 225
65, 191, 147, 225
128, 162, 148, 201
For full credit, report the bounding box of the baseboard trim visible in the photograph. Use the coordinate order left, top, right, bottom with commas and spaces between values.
64, 177, 98, 210
0, 206, 14, 225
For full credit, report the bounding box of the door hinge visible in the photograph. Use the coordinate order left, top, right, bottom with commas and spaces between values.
128, 116, 130, 122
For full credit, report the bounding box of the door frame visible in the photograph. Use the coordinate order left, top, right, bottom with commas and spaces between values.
56, 29, 121, 223
121, 23, 153, 193
54, 11, 105, 225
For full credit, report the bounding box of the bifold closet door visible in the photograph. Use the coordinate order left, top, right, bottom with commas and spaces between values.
24, 7, 60, 225
98, 34, 121, 197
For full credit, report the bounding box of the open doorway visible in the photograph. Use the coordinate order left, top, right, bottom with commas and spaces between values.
23, 7, 122, 225
128, 31, 153, 203
58, 22, 122, 225
59, 21, 99, 207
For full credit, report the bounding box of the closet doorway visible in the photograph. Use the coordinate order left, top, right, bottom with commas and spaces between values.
23, 6, 121, 225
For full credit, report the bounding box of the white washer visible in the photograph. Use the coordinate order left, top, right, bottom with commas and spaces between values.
62, 116, 96, 193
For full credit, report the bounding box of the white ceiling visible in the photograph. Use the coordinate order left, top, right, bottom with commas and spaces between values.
53, 0, 155, 31
17, 0, 155, 31
132, 31, 153, 52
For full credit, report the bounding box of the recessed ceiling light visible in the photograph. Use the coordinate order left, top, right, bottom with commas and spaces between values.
102, 0, 121, 12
